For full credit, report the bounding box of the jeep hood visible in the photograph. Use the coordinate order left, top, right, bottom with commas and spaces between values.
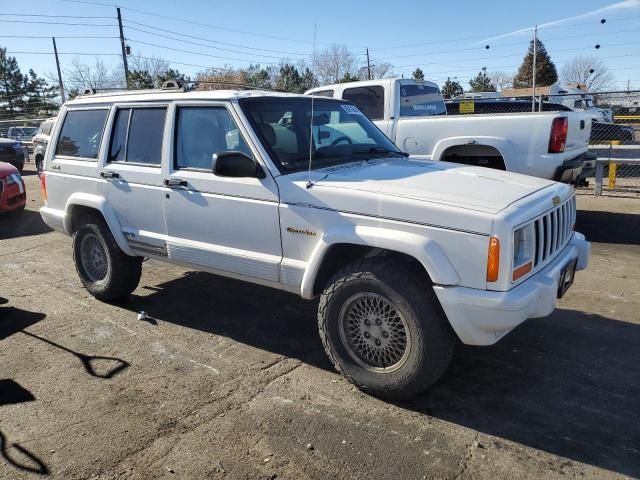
289, 159, 553, 213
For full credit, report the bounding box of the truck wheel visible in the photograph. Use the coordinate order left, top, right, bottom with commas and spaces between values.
72, 215, 142, 301
35, 156, 43, 177
318, 256, 455, 399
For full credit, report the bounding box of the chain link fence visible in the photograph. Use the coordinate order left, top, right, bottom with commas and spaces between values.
446, 90, 640, 195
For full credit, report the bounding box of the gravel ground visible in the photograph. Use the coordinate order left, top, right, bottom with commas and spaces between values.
1, 164, 639, 480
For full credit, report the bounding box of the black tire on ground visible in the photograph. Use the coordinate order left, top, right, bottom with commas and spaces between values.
318, 255, 455, 400
72, 214, 142, 301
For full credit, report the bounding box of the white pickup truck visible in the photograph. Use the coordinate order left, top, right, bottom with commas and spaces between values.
306, 79, 592, 182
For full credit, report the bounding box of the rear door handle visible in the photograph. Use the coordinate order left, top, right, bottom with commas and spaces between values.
100, 171, 120, 179
164, 178, 187, 187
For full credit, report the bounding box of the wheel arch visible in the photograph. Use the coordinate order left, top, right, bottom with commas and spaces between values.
432, 136, 514, 170
64, 193, 135, 256
301, 225, 460, 299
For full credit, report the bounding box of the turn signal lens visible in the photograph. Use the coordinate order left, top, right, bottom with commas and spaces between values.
486, 236, 500, 282
512, 261, 533, 281
40, 172, 47, 203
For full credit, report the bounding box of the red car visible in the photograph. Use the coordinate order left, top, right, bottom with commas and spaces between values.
0, 161, 26, 213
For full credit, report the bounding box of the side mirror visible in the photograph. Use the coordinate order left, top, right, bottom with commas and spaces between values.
212, 151, 266, 179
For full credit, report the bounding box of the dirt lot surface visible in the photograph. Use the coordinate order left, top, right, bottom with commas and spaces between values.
1, 164, 639, 479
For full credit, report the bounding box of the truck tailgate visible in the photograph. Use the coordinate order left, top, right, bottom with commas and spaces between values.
564, 111, 591, 154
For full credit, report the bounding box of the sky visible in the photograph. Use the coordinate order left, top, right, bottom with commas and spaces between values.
1, 0, 639, 91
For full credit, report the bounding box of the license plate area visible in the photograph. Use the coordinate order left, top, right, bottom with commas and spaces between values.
557, 259, 578, 298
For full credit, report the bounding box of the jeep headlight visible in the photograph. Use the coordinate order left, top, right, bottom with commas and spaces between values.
513, 223, 535, 281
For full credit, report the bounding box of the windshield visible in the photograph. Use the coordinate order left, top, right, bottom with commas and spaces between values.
399, 84, 446, 117
240, 97, 404, 173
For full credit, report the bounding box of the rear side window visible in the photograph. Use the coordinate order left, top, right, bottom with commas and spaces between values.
311, 90, 334, 98
342, 86, 384, 120
55, 109, 108, 159
399, 84, 446, 117
108, 107, 166, 165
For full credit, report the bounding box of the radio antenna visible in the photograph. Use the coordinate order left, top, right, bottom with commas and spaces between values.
306, 23, 317, 189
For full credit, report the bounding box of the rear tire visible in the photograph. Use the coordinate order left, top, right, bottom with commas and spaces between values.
72, 214, 142, 301
318, 256, 455, 399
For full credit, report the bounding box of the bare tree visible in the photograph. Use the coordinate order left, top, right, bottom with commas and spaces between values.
314, 44, 358, 85
489, 71, 514, 91
128, 54, 170, 79
370, 62, 395, 80
561, 56, 615, 92
62, 57, 123, 92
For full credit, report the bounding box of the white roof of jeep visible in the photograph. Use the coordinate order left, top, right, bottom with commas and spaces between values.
65, 89, 318, 106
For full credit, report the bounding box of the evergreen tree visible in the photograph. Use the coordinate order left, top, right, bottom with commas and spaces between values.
275, 64, 317, 93
512, 38, 558, 88
339, 72, 360, 83
23, 69, 58, 116
412, 68, 425, 81
469, 71, 496, 92
156, 68, 188, 87
0, 47, 25, 119
128, 70, 155, 89
441, 77, 464, 98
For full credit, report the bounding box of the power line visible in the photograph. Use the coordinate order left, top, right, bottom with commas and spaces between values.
372, 16, 640, 53
0, 19, 117, 26
0, 13, 113, 19
6, 51, 121, 56
62, 0, 361, 47
123, 27, 307, 60
373, 28, 640, 63
122, 21, 309, 57
127, 39, 282, 64
0, 34, 119, 39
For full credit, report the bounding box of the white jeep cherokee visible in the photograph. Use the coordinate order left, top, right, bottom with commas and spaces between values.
40, 87, 590, 399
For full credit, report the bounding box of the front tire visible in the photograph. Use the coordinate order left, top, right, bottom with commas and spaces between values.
72, 215, 142, 301
318, 256, 455, 399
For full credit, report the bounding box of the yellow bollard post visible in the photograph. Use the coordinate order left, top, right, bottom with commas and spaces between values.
608, 162, 617, 190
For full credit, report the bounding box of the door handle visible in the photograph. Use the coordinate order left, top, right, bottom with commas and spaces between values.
164, 178, 187, 187
100, 171, 120, 179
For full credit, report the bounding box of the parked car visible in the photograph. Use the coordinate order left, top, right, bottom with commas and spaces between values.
306, 79, 592, 183
0, 161, 26, 213
0, 138, 26, 172
7, 126, 38, 157
40, 86, 590, 399
33, 117, 57, 176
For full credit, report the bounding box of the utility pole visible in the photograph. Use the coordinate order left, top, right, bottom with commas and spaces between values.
366, 48, 372, 80
52, 37, 65, 103
117, 7, 129, 88
532, 24, 537, 112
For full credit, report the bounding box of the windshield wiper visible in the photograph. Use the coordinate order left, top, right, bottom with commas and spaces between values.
351, 147, 409, 157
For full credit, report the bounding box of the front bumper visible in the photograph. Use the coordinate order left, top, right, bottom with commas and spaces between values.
433, 232, 590, 346
0, 178, 26, 212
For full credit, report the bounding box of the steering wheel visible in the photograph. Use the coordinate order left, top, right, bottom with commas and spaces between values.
330, 136, 353, 146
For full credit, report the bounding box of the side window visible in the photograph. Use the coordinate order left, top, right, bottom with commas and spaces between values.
311, 90, 334, 98
175, 107, 252, 170
342, 86, 385, 120
55, 109, 108, 159
107, 107, 166, 165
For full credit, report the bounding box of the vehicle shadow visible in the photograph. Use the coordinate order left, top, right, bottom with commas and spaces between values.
403, 308, 640, 477
125, 274, 639, 476
0, 208, 52, 240
126, 271, 330, 370
576, 209, 640, 245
